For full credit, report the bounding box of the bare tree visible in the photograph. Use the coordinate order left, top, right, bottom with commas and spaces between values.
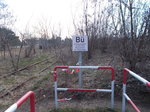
0, 0, 15, 27
23, 33, 37, 58
15, 32, 25, 69
117, 0, 150, 70
0, 27, 20, 70
0, 0, 16, 59
72, 0, 150, 70
34, 18, 51, 52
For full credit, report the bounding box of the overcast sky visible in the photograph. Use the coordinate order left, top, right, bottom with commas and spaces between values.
5, 0, 82, 38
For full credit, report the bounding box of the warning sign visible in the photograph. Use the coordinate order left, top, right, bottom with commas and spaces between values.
72, 35, 88, 51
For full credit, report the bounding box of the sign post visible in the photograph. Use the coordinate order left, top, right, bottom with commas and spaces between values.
72, 35, 88, 88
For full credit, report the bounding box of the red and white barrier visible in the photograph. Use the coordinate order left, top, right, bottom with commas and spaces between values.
122, 68, 150, 112
5, 91, 35, 112
53, 66, 115, 109
57, 88, 112, 92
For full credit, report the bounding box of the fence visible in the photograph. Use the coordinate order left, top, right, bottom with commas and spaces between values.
53, 66, 115, 109
122, 68, 150, 112
4, 67, 150, 112
4, 91, 35, 112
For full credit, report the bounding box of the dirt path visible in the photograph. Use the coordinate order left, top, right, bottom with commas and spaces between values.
36, 97, 150, 112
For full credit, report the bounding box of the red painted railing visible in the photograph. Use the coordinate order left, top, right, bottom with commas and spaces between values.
53, 66, 115, 109
122, 68, 150, 112
5, 91, 35, 112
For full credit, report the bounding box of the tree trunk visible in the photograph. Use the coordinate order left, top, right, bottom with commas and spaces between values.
6, 42, 16, 71
16, 42, 23, 69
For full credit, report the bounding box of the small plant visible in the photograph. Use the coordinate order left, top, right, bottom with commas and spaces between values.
32, 74, 50, 90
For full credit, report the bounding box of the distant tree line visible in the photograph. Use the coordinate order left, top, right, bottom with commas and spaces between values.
0, 27, 20, 50
0, 0, 150, 73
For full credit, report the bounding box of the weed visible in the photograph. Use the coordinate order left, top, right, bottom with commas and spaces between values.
19, 53, 49, 67
3, 77, 15, 85
0, 104, 9, 110
32, 74, 51, 90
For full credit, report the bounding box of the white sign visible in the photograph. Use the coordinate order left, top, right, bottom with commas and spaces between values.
72, 35, 88, 51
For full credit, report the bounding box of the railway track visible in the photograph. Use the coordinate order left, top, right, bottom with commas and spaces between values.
0, 76, 35, 98
0, 55, 58, 99
0, 55, 55, 79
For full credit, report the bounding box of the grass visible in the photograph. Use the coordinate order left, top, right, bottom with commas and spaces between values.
0, 104, 10, 111
3, 76, 15, 85
49, 107, 119, 112
19, 53, 49, 67
32, 73, 51, 91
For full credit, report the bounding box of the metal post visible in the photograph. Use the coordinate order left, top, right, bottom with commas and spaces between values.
78, 52, 83, 88
148, 8, 150, 36
30, 92, 35, 112
54, 81, 58, 108
122, 84, 126, 112
111, 80, 115, 109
